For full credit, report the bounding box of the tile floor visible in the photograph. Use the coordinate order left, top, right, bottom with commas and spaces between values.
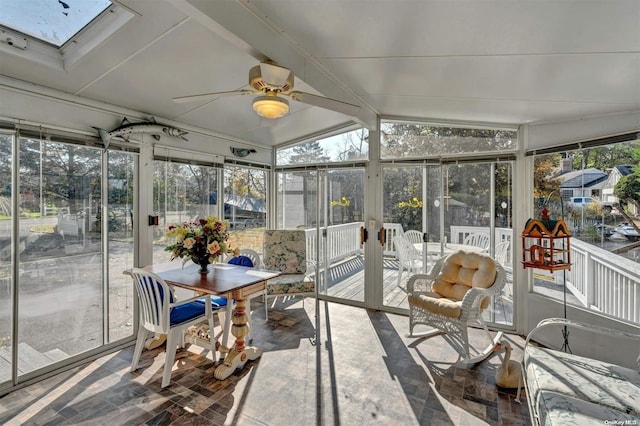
0, 299, 531, 425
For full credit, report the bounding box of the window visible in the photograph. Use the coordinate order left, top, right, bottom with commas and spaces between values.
0, 0, 133, 67
224, 165, 267, 256
531, 137, 640, 325
0, 0, 111, 47
380, 120, 517, 159
152, 160, 221, 263
277, 128, 368, 166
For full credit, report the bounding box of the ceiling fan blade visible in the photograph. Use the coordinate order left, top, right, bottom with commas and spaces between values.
172, 89, 254, 104
287, 91, 361, 117
260, 63, 294, 88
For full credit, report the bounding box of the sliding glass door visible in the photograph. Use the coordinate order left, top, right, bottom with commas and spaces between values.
276, 168, 367, 305
0, 134, 137, 388
16, 139, 104, 375
444, 162, 514, 326
0, 133, 13, 387
318, 168, 366, 303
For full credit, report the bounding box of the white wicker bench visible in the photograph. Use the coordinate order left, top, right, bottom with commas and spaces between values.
520, 318, 640, 425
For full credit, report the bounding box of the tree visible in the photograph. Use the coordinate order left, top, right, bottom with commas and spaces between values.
572, 142, 640, 171
335, 128, 368, 161
614, 167, 640, 211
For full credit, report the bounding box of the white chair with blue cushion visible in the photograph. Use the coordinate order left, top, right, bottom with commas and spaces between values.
263, 230, 316, 319
129, 268, 218, 388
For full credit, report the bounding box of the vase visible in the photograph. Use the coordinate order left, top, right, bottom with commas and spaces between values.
198, 263, 209, 275
194, 258, 210, 275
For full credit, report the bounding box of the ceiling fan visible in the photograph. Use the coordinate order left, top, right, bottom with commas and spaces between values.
172, 62, 361, 119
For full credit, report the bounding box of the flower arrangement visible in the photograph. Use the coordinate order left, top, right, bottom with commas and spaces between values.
165, 216, 230, 274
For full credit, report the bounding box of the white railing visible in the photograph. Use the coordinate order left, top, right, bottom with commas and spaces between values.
383, 223, 405, 256
305, 222, 405, 264
451, 225, 639, 324
305, 222, 364, 266
568, 239, 640, 324
299, 223, 639, 325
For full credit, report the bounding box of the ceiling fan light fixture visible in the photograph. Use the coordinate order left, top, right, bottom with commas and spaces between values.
252, 95, 289, 119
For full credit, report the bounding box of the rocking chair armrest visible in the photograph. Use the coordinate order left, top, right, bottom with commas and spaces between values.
406, 273, 437, 294
460, 286, 495, 308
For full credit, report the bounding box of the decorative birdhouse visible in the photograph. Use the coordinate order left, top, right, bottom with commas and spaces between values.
521, 207, 571, 271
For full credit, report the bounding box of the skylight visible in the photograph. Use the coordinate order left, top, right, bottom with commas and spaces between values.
0, 0, 111, 47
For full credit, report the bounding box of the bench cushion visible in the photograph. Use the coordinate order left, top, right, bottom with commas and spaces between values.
538, 391, 640, 426
525, 346, 640, 417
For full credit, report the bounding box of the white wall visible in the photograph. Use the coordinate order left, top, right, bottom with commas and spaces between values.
527, 110, 640, 150
0, 77, 272, 164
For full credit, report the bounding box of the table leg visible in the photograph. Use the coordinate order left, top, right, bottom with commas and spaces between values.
144, 333, 166, 350
213, 296, 262, 380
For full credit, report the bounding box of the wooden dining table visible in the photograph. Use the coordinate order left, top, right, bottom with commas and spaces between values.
131, 261, 280, 380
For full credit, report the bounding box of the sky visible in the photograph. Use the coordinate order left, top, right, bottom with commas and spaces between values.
0, 0, 110, 46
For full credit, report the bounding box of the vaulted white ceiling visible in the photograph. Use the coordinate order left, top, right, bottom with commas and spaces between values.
1, 0, 638, 148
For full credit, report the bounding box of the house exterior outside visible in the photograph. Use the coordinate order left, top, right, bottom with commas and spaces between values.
597, 165, 637, 215
558, 168, 608, 201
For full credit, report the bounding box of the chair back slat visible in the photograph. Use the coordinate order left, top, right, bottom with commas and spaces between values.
131, 268, 171, 333
403, 230, 423, 245
393, 236, 419, 266
494, 240, 510, 266
463, 232, 490, 251
239, 249, 261, 269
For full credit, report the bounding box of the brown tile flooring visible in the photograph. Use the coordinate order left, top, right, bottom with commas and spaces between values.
0, 299, 531, 425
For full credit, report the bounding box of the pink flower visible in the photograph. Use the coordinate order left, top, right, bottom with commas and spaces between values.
207, 240, 220, 255
183, 237, 195, 249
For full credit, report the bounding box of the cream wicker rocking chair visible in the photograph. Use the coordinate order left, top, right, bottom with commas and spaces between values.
407, 250, 506, 364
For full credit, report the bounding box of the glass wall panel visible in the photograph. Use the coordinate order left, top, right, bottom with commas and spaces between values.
494, 162, 513, 326
380, 121, 517, 159
276, 128, 368, 166
381, 165, 443, 310
223, 165, 267, 256
532, 138, 640, 325
107, 151, 136, 342
152, 161, 220, 262
444, 163, 492, 243
0, 133, 13, 384
318, 169, 365, 303
18, 139, 103, 374
276, 171, 318, 229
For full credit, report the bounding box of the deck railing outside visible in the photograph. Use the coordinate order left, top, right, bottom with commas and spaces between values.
298, 222, 639, 325
568, 238, 640, 324
304, 222, 407, 267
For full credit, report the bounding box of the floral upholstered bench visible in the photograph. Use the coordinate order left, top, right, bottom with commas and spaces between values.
521, 318, 640, 425
263, 230, 315, 318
